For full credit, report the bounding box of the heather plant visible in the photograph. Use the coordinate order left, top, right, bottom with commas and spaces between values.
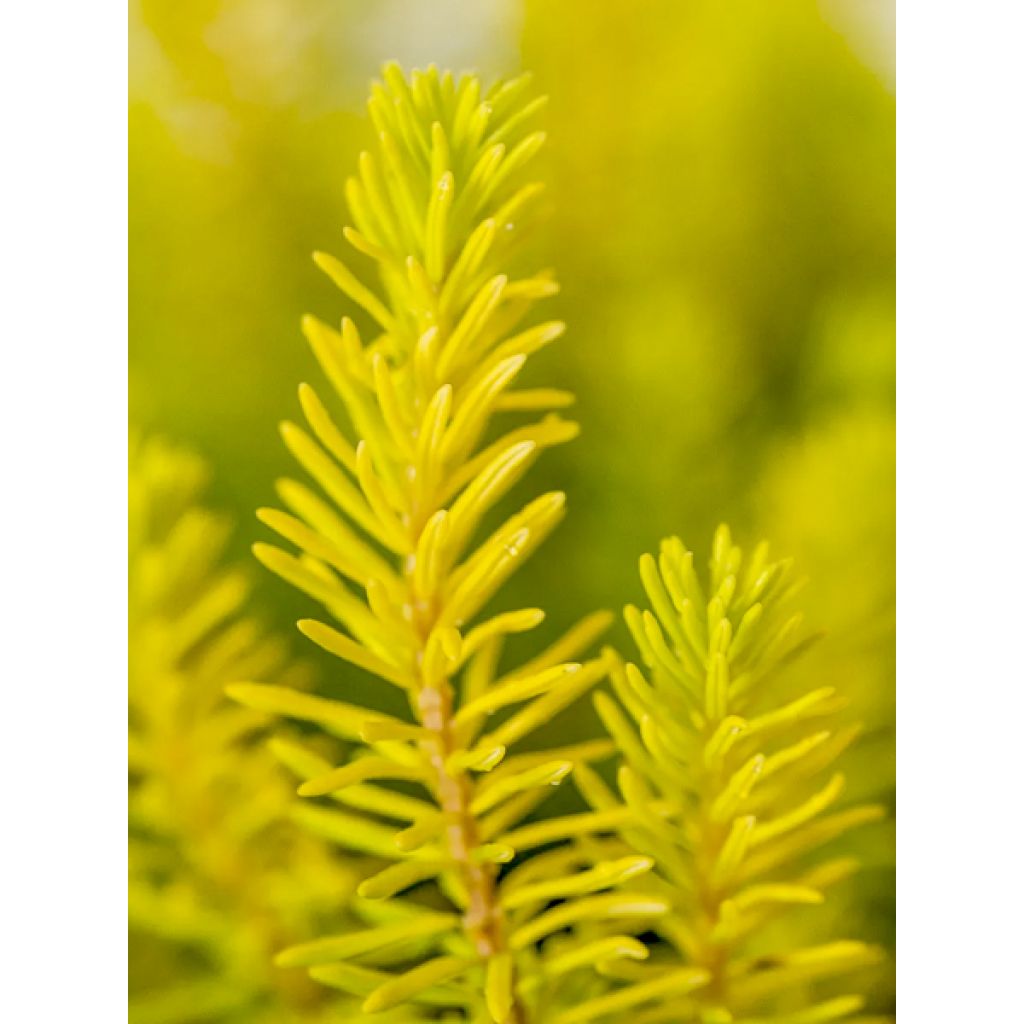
218, 65, 884, 1023
227, 64, 660, 1021
572, 527, 884, 1022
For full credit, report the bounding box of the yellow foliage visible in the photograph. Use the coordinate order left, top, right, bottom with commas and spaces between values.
230, 65, 664, 1022
128, 434, 355, 1023
569, 526, 884, 1023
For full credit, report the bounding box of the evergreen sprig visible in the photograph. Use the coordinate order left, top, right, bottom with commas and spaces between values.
568, 526, 884, 1023
228, 65, 666, 1021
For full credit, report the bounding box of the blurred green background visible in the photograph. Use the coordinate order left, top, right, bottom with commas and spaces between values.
130, 0, 894, 1001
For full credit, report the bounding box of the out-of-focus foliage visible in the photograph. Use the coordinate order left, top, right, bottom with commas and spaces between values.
128, 435, 356, 1022
129, 0, 894, 1017
521, 0, 894, 596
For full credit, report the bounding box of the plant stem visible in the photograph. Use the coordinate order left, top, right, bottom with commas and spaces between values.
408, 563, 526, 1023
694, 723, 734, 1012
